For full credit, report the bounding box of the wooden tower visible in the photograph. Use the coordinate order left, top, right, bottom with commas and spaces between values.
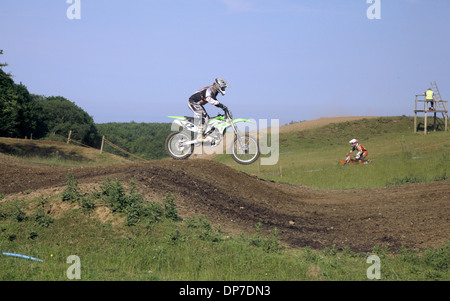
414, 81, 448, 134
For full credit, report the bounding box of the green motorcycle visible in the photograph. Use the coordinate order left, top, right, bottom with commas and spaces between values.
165, 109, 260, 165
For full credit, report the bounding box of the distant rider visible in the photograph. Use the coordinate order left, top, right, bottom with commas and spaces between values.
188, 78, 230, 142
348, 139, 368, 162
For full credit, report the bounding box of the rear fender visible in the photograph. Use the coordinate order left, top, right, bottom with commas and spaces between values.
168, 116, 196, 132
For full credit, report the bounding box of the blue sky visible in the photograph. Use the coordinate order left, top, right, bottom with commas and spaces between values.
1, 0, 449, 125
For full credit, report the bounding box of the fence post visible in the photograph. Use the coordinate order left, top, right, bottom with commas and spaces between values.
67, 130, 72, 144
414, 95, 417, 133
100, 136, 105, 154
445, 102, 448, 132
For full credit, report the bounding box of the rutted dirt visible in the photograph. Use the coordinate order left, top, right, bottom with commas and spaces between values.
1, 155, 449, 252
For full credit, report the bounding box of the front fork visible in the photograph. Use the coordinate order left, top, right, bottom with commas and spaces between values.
228, 117, 247, 153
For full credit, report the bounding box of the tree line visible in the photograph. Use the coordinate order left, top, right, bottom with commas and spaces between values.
0, 53, 171, 159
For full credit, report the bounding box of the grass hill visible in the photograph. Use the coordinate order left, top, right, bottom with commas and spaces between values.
0, 137, 131, 166
216, 116, 450, 189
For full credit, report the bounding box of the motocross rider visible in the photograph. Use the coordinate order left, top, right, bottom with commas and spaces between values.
188, 78, 230, 142
348, 139, 368, 162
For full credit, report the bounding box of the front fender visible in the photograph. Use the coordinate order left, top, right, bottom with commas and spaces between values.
232, 118, 254, 124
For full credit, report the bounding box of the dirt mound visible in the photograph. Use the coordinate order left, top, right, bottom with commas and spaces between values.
1, 156, 448, 252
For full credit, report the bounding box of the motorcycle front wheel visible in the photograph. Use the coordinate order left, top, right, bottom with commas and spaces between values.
165, 131, 194, 160
231, 135, 260, 165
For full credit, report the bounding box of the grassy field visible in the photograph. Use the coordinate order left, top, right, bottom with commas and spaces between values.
216, 116, 450, 189
0, 178, 448, 281
0, 117, 448, 282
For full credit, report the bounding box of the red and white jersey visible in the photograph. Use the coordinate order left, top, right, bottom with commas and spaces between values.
350, 143, 368, 157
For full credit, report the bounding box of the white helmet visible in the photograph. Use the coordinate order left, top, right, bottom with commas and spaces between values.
213, 78, 230, 96
349, 139, 358, 146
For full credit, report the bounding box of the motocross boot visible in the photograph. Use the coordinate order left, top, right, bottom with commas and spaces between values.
196, 125, 207, 142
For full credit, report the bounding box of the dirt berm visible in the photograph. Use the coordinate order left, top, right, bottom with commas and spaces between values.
1, 154, 448, 253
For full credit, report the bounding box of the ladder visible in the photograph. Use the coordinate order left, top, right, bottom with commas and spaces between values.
430, 81, 446, 119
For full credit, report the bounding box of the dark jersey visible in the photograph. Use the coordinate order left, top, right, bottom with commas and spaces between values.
189, 85, 220, 106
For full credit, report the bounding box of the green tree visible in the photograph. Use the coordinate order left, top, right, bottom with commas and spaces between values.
36, 96, 101, 146
0, 57, 40, 138
0, 68, 19, 136
1, 51, 99, 144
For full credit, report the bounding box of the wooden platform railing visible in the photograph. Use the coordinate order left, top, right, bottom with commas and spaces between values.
414, 95, 448, 134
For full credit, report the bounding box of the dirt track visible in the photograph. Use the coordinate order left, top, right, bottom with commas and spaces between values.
1, 154, 449, 252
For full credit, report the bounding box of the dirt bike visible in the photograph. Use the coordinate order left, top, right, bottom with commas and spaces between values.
165, 109, 260, 165
339, 154, 372, 165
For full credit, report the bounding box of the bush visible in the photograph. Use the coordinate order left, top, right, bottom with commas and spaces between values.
60, 176, 184, 228
31, 208, 54, 228
99, 179, 183, 227
80, 193, 97, 214
62, 173, 82, 203
100, 178, 127, 212
163, 194, 181, 222
143, 202, 164, 230
423, 242, 449, 272
0, 209, 8, 220
248, 222, 283, 253
185, 215, 223, 242
12, 205, 28, 222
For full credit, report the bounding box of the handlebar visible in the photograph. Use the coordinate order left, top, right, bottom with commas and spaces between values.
213, 109, 233, 120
